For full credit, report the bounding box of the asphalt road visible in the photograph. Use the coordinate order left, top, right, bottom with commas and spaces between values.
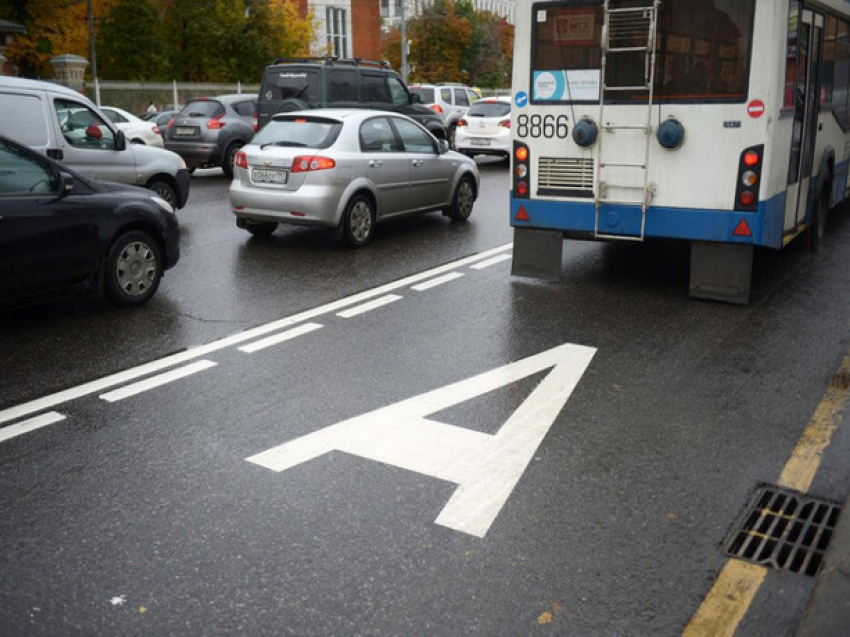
1, 161, 850, 635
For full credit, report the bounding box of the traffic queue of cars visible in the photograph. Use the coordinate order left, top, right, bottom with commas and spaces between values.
0, 60, 488, 312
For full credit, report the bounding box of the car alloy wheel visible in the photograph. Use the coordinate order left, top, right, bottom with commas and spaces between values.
343, 194, 375, 247
448, 177, 475, 221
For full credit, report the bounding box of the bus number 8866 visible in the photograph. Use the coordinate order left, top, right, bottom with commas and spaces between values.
516, 114, 570, 139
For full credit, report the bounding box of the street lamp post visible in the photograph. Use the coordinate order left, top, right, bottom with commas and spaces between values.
87, 0, 100, 104
400, 0, 408, 83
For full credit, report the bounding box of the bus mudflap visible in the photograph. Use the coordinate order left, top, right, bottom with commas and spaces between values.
511, 228, 563, 281
689, 243, 753, 305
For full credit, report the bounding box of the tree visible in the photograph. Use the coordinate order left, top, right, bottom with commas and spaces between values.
97, 0, 168, 80
381, 0, 513, 88
4, 0, 120, 79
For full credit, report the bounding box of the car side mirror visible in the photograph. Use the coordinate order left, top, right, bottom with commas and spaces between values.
411, 93, 422, 104
59, 172, 75, 196
438, 139, 450, 154
115, 129, 127, 151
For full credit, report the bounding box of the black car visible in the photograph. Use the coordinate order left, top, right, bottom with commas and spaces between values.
0, 135, 180, 311
256, 57, 447, 140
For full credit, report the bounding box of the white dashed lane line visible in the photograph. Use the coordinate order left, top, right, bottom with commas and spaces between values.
336, 294, 403, 318
99, 360, 218, 403
0, 412, 66, 444
411, 272, 465, 291
239, 323, 325, 354
471, 254, 512, 270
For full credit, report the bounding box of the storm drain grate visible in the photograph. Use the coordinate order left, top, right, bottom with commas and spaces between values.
722, 485, 842, 577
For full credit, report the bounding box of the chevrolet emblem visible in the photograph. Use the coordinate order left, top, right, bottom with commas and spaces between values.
263, 160, 271, 167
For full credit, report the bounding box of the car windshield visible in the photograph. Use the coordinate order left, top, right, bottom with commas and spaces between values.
254, 117, 343, 149
467, 101, 511, 117
179, 100, 224, 118
411, 87, 435, 103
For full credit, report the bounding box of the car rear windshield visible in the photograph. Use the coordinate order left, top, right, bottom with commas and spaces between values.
179, 100, 225, 118
261, 69, 321, 105
253, 117, 343, 149
411, 87, 435, 103
531, 0, 755, 103
467, 101, 511, 117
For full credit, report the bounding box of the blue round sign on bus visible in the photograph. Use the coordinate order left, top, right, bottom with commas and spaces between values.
515, 91, 528, 108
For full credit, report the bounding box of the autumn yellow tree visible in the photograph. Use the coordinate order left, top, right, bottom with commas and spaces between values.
5, 0, 119, 78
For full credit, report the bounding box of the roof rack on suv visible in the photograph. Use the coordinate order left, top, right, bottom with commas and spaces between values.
436, 82, 466, 86
271, 56, 392, 69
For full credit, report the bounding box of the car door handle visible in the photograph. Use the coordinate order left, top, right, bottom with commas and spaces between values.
411, 159, 424, 167
368, 160, 382, 168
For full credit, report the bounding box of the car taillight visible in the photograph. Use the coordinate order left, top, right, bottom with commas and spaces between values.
513, 141, 530, 201
153, 126, 161, 135
291, 155, 336, 172
430, 104, 444, 114
234, 150, 248, 169
253, 113, 258, 132
734, 145, 763, 212
457, 118, 468, 127
207, 113, 225, 129
167, 117, 175, 128
498, 119, 510, 128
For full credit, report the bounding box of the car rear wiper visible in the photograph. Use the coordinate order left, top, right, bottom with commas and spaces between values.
260, 141, 308, 149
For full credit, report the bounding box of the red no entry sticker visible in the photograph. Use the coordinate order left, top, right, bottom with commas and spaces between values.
747, 100, 765, 118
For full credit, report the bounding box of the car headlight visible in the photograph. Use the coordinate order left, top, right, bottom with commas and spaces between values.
150, 195, 175, 214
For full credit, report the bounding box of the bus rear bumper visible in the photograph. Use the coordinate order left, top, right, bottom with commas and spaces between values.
509, 195, 785, 249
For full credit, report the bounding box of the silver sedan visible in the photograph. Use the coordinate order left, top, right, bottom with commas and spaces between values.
229, 109, 479, 246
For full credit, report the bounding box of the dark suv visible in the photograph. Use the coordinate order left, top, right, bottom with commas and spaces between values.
256, 57, 447, 140
164, 94, 257, 178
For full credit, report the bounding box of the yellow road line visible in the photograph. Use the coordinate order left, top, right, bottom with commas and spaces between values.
683, 354, 850, 636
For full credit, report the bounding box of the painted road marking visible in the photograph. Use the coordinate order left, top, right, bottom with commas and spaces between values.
0, 243, 512, 428
247, 341, 596, 538
239, 323, 324, 354
0, 412, 66, 444
471, 254, 512, 270
412, 272, 465, 291
99, 360, 218, 403
336, 294, 402, 318
684, 352, 850, 636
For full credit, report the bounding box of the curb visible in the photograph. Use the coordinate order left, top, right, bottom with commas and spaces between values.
795, 492, 850, 636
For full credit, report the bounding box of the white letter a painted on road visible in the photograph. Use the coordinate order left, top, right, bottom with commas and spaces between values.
246, 342, 596, 538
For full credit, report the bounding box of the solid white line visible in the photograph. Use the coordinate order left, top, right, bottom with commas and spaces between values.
470, 254, 512, 270
0, 412, 66, 444
239, 323, 324, 353
0, 243, 512, 425
411, 272, 465, 291
99, 360, 218, 403
337, 294, 402, 318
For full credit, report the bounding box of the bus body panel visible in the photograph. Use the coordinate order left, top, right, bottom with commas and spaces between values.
510, 0, 850, 259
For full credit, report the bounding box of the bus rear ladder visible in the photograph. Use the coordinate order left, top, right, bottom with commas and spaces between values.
595, 0, 660, 241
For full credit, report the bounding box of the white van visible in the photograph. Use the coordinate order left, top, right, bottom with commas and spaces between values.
0, 77, 190, 208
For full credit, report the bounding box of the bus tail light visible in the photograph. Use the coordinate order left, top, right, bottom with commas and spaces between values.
734, 145, 763, 212
513, 141, 530, 200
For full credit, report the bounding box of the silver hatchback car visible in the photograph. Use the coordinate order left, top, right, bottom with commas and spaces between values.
229, 109, 479, 246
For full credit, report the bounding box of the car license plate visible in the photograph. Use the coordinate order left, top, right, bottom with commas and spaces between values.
175, 126, 196, 136
252, 168, 288, 184
470, 138, 491, 146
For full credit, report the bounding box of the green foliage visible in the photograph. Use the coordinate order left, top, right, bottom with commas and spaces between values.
98, 0, 168, 80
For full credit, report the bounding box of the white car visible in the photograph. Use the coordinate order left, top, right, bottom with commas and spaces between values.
100, 106, 164, 148
454, 96, 511, 160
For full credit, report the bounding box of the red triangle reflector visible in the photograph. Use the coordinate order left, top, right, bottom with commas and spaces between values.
515, 205, 529, 221
733, 219, 752, 237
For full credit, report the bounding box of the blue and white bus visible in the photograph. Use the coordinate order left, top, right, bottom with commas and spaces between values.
509, 0, 850, 303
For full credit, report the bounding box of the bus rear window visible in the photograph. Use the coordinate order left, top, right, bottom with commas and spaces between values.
531, 0, 755, 104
